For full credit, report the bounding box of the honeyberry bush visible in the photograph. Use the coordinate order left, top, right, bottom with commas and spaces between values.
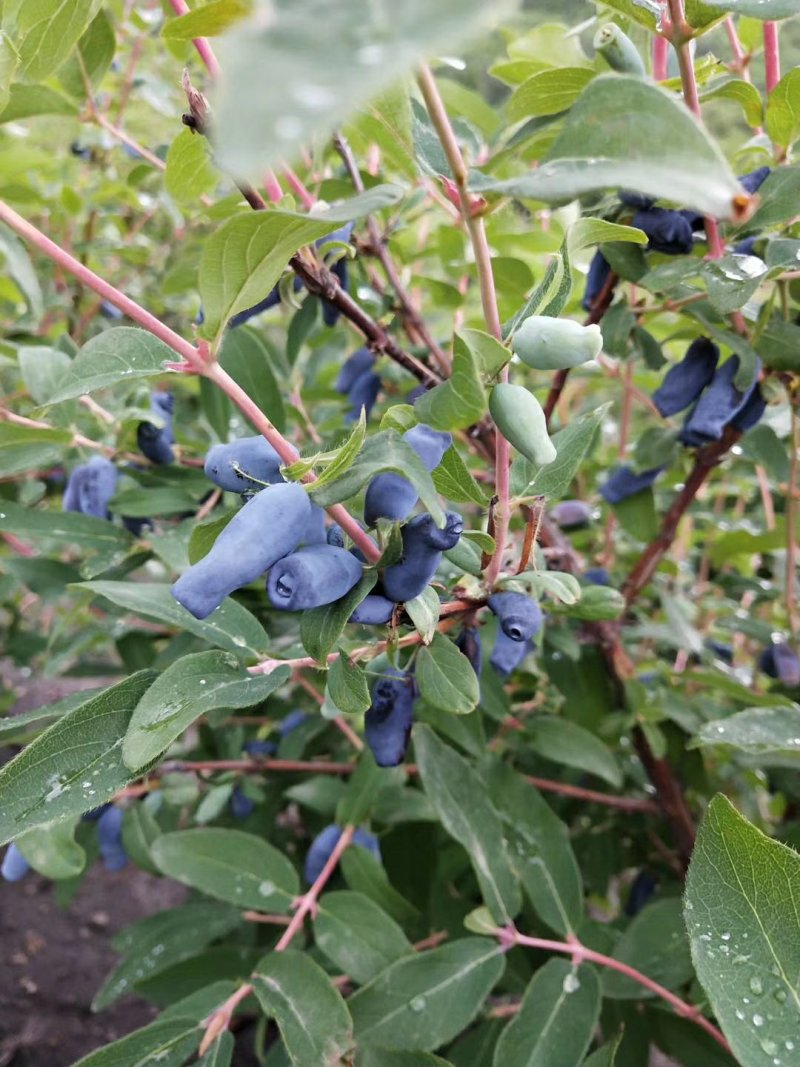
2, 0, 800, 1065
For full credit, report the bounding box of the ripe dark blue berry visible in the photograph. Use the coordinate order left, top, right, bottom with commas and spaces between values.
204, 436, 284, 492
364, 668, 416, 767
137, 422, 174, 465
488, 591, 543, 642
759, 642, 800, 686
244, 739, 276, 756
550, 500, 592, 529
382, 511, 463, 603
97, 806, 127, 871
582, 252, 612, 312
490, 631, 532, 678
100, 300, 123, 320
619, 190, 655, 210
267, 544, 363, 611
228, 282, 292, 328
364, 425, 452, 526
304, 822, 381, 884
652, 338, 720, 417
456, 626, 483, 678
336, 347, 375, 394
1, 843, 30, 882
346, 370, 381, 423
230, 786, 255, 820
302, 505, 327, 544
349, 594, 396, 625
632, 208, 694, 255
705, 639, 733, 664
739, 166, 770, 194
678, 356, 762, 447
600, 465, 663, 505
625, 870, 658, 916
584, 567, 611, 586
173, 482, 311, 619
63, 456, 118, 520
280, 710, 309, 736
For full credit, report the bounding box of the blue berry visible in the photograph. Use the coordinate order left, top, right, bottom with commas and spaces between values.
652, 338, 720, 417
382, 511, 463, 603
739, 166, 771, 194
364, 425, 453, 526
322, 258, 348, 327
137, 422, 174, 465
733, 236, 758, 256
600, 465, 663, 505
584, 567, 611, 586
228, 282, 293, 328
550, 500, 592, 529
204, 435, 284, 492
230, 786, 255, 820
488, 592, 543, 643
100, 300, 124, 320
280, 710, 309, 736
730, 385, 766, 435
364, 668, 416, 767
301, 505, 328, 545
352, 829, 381, 862
304, 825, 342, 883
490, 631, 532, 678
97, 806, 127, 871
244, 739, 277, 756
172, 482, 311, 619
632, 208, 694, 255
1, 843, 30, 882
346, 370, 381, 423
705, 640, 733, 664
267, 544, 363, 611
678, 356, 762, 447
349, 594, 397, 625
63, 456, 118, 520
759, 642, 800, 686
582, 252, 612, 312
625, 871, 658, 916
619, 190, 655, 210
456, 626, 483, 677
336, 348, 375, 394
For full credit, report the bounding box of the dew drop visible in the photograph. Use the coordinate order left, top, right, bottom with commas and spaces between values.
750, 976, 764, 995
258, 880, 275, 897
409, 996, 426, 1013
721, 931, 731, 941
760, 1039, 778, 1057
774, 988, 787, 1004
562, 972, 580, 994
753, 1013, 765, 1027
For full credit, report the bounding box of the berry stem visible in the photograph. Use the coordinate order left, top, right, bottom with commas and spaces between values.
763, 20, 781, 94
165, 0, 221, 77
652, 34, 670, 81
498, 926, 731, 1051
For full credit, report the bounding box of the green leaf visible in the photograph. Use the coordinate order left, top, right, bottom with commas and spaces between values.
413, 331, 490, 430
349, 938, 505, 1051
124, 651, 291, 769
755, 316, 800, 374
8, 0, 103, 82
492, 959, 601, 1067
253, 950, 353, 1067
70, 1018, 200, 1067
327, 652, 372, 716
414, 725, 520, 923
164, 128, 218, 204
151, 828, 300, 912
0, 228, 43, 318
211, 0, 514, 179
315, 891, 413, 984
77, 581, 269, 661
432, 446, 488, 505
0, 672, 156, 846
17, 345, 71, 404
507, 67, 595, 121
0, 502, 131, 558
198, 189, 403, 343
356, 1051, 453, 1067
486, 762, 584, 938
47, 328, 174, 403
692, 706, 800, 765
219, 326, 286, 432
0, 688, 100, 740
0, 421, 71, 477
93, 900, 241, 1010
416, 634, 480, 715
309, 431, 444, 526
701, 77, 764, 128
0, 81, 78, 122
685, 795, 800, 1065
405, 587, 441, 645
744, 164, 800, 231
528, 716, 622, 788
340, 846, 420, 926
336, 751, 388, 825
300, 571, 378, 662
507, 570, 582, 607
472, 76, 741, 220
16, 818, 85, 879
701, 0, 799, 17
0, 32, 18, 113
162, 0, 251, 39
58, 9, 115, 98
704, 254, 767, 315
198, 1031, 234, 1067
603, 898, 694, 998
516, 406, 606, 500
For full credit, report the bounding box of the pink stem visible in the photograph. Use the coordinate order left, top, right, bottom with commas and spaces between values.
166, 0, 221, 78
275, 825, 354, 951
764, 21, 781, 94
652, 35, 670, 81
508, 929, 730, 1052
281, 162, 316, 209
263, 170, 283, 203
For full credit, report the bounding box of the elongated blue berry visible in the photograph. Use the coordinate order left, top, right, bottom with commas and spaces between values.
230, 786, 255, 819
759, 642, 800, 686
731, 385, 766, 435
550, 500, 592, 529
364, 425, 452, 526
204, 435, 284, 492
267, 544, 363, 611
63, 456, 118, 519
739, 166, 770, 194
679, 356, 762, 447
228, 282, 293, 328
456, 626, 483, 677
346, 370, 381, 423
173, 482, 311, 619
632, 208, 694, 255
1, 843, 30, 882
304, 820, 380, 884
582, 252, 612, 312
137, 422, 174, 465
625, 871, 658, 916
619, 191, 655, 210
488, 591, 543, 642
244, 739, 276, 756
364, 668, 416, 767
349, 594, 397, 625
600, 465, 663, 505
584, 567, 611, 586
336, 347, 375, 394
322, 258, 348, 326
652, 338, 720, 417
382, 511, 463, 603
280, 710, 309, 736
97, 806, 127, 871
301, 505, 327, 544
490, 631, 532, 678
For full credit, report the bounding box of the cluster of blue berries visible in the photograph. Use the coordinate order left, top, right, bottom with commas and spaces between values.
2, 804, 127, 883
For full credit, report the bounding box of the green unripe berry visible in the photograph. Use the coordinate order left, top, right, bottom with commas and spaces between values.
594, 24, 646, 78
489, 383, 557, 467
513, 315, 603, 371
